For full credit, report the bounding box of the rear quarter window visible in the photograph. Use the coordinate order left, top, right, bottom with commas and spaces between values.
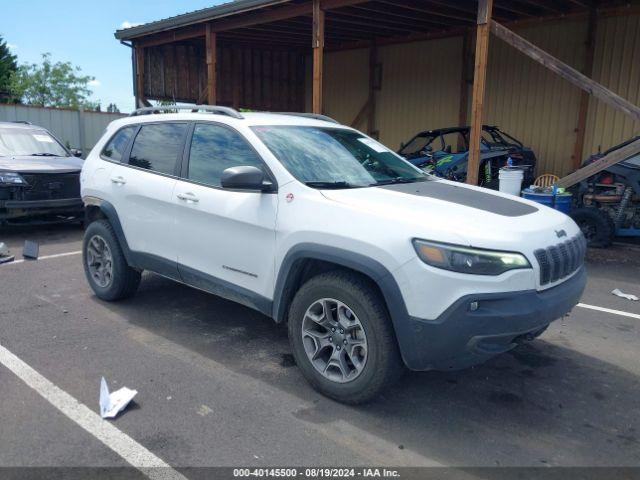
101, 126, 135, 162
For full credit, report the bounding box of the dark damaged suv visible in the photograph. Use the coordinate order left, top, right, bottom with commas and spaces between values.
0, 121, 84, 226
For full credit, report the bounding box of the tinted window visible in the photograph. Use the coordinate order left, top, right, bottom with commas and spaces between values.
188, 123, 264, 187
101, 127, 135, 162
129, 123, 187, 175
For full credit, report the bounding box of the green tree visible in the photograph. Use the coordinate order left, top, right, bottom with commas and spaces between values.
0, 35, 18, 103
106, 103, 120, 113
10, 53, 97, 109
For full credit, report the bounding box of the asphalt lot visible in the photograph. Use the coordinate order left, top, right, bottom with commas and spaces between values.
0, 224, 639, 475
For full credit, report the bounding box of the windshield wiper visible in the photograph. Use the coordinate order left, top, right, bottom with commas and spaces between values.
372, 177, 426, 186
304, 181, 359, 189
30, 152, 61, 157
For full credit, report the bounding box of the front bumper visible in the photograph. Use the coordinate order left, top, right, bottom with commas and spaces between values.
397, 266, 587, 371
0, 198, 84, 221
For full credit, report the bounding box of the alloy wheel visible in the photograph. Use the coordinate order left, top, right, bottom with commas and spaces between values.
86, 235, 114, 288
301, 298, 368, 383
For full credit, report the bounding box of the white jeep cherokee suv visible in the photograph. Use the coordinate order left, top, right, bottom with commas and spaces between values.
81, 105, 586, 404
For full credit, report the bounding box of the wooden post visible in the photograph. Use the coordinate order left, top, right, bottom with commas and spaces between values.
134, 45, 148, 108
312, 0, 325, 114
467, 0, 493, 186
572, 10, 597, 169
206, 24, 217, 105
367, 42, 377, 136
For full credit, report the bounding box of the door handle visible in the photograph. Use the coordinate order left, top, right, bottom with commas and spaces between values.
110, 176, 126, 185
177, 192, 199, 203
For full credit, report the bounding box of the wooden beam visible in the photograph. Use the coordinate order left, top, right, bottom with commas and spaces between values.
490, 20, 640, 123
352, 4, 451, 25
206, 24, 217, 105
491, 1, 535, 18
516, 0, 565, 15
566, 0, 596, 8
326, 26, 466, 51
374, 0, 472, 24
138, 24, 206, 48
134, 46, 150, 107
312, 0, 325, 114
329, 7, 450, 31
209, 0, 367, 33
571, 9, 597, 169
557, 138, 640, 188
467, 0, 493, 186
424, 0, 512, 22
212, 3, 311, 32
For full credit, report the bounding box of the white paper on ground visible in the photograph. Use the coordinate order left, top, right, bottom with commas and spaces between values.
611, 288, 639, 301
99, 377, 138, 419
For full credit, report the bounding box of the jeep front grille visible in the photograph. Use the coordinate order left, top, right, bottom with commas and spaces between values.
20, 172, 81, 201
534, 233, 586, 286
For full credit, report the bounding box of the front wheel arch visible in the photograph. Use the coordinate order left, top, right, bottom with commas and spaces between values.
272, 245, 415, 369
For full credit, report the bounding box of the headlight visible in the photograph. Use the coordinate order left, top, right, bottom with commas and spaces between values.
0, 172, 27, 185
413, 239, 531, 275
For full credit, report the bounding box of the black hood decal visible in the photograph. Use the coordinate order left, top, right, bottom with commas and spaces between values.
379, 181, 538, 217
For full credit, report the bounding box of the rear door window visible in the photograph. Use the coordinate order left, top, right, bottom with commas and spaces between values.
128, 123, 188, 176
101, 126, 135, 162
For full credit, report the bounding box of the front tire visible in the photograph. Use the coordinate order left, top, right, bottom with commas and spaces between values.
570, 207, 614, 248
288, 271, 403, 404
83, 220, 141, 301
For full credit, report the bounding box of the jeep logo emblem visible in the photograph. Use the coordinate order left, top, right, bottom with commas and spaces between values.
555, 229, 567, 238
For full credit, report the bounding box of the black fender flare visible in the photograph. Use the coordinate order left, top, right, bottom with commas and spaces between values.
85, 198, 134, 266
272, 243, 414, 364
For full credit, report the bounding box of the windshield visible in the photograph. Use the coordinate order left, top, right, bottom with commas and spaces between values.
483, 128, 521, 148
252, 126, 428, 188
399, 133, 434, 158
0, 128, 69, 157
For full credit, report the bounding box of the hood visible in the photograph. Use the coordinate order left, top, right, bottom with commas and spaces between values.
0, 155, 84, 173
320, 179, 580, 251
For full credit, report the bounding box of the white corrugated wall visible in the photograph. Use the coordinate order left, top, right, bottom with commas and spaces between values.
0, 104, 124, 153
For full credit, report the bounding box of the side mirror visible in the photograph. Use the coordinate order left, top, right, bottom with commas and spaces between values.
70, 148, 83, 157
221, 166, 272, 191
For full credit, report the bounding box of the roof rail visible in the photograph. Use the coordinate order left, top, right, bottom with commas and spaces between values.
272, 112, 339, 124
129, 104, 244, 119
11, 120, 32, 125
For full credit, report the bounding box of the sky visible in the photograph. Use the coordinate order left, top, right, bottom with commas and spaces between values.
2, 0, 225, 113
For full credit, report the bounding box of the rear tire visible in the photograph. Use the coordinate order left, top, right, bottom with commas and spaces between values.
288, 270, 403, 404
570, 207, 614, 248
83, 220, 141, 301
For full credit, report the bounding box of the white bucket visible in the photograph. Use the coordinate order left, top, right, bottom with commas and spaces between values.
498, 167, 524, 196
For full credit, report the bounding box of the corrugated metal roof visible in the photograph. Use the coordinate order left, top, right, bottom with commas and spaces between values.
114, 0, 292, 40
